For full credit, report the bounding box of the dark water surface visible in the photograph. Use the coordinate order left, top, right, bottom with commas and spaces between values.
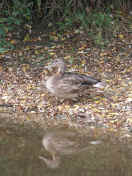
0, 113, 132, 176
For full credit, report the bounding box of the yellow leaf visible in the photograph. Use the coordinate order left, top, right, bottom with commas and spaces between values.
53, 36, 58, 41
58, 105, 63, 111
100, 52, 107, 57
22, 64, 30, 73
81, 60, 86, 65
118, 34, 124, 39
49, 52, 55, 56
73, 105, 80, 110
64, 105, 70, 110
78, 46, 86, 50
27, 84, 34, 90
25, 46, 30, 50
10, 40, 16, 44
127, 118, 132, 123
95, 100, 100, 104
35, 50, 40, 55
64, 56, 71, 59
24, 34, 30, 41
93, 108, 101, 113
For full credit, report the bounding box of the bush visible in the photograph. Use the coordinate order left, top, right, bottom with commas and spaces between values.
0, 0, 33, 52
0, 0, 131, 50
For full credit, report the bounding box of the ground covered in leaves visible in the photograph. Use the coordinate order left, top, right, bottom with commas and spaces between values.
0, 21, 132, 139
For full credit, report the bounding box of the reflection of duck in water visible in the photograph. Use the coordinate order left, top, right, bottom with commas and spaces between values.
39, 129, 101, 169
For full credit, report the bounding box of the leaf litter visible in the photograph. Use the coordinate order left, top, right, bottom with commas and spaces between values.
0, 25, 132, 141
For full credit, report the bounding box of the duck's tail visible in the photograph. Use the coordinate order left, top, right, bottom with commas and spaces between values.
93, 81, 105, 88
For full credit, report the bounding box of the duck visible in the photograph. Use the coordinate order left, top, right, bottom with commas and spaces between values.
39, 128, 102, 168
45, 58, 104, 100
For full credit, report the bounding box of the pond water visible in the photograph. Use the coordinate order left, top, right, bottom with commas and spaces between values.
0, 113, 132, 176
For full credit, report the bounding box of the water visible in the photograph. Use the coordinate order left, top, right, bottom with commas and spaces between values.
0, 113, 132, 176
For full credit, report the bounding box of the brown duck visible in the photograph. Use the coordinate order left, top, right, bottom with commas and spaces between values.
45, 59, 104, 100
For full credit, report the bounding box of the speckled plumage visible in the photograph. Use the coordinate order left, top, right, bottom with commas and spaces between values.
46, 59, 102, 100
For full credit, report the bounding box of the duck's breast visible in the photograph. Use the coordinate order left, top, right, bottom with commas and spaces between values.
46, 76, 56, 94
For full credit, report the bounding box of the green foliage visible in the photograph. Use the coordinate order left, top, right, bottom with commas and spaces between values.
76, 10, 114, 47
0, 23, 14, 52
57, 17, 74, 31
56, 9, 116, 47
0, 0, 130, 50
11, 0, 33, 22
0, 39, 15, 53
0, 0, 33, 52
76, 11, 113, 38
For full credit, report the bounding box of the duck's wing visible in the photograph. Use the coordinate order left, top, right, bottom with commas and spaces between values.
60, 72, 100, 88
51, 72, 102, 97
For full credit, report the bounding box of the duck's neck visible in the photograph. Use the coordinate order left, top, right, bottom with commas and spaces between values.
57, 63, 66, 74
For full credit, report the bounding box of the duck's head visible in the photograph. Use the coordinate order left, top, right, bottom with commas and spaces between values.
50, 59, 66, 74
